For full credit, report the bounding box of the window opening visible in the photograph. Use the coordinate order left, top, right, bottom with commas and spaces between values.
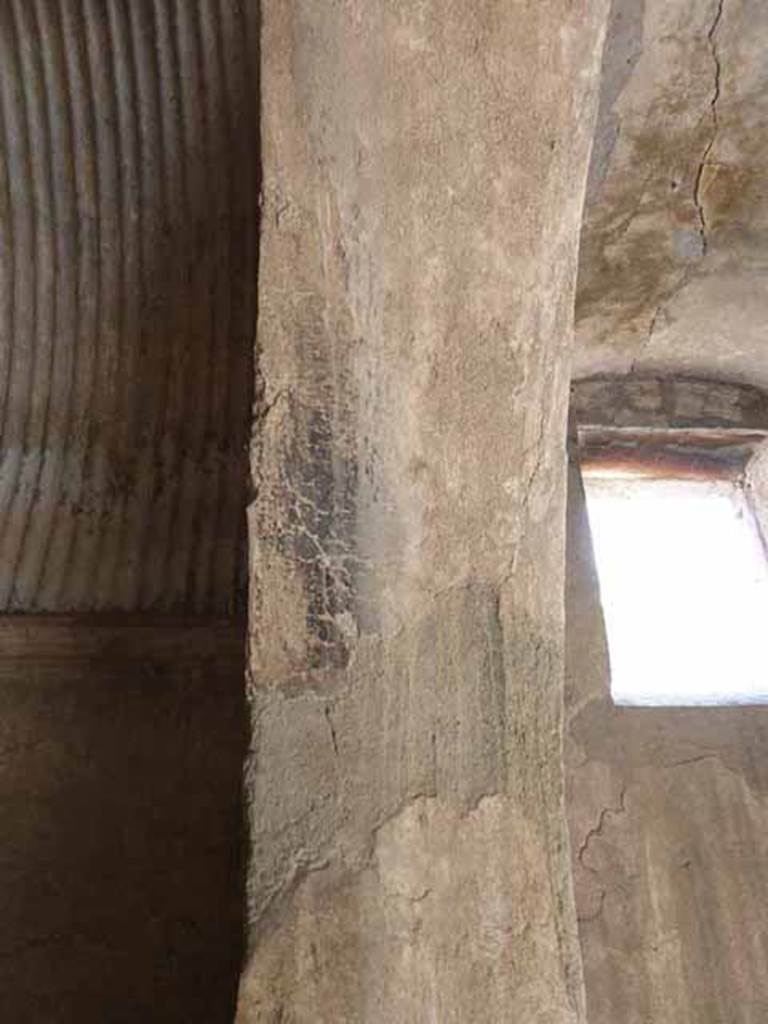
583, 469, 768, 706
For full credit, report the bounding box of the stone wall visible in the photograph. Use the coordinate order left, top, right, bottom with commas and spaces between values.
566, 456, 768, 1023
240, 3, 609, 1020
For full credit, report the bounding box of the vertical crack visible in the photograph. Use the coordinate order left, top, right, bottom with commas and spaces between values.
324, 703, 339, 758
574, 789, 628, 926
576, 787, 627, 875
693, 0, 725, 253
630, 304, 661, 374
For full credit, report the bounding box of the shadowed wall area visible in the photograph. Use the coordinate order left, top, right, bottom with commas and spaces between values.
0, 2, 258, 1020
0, 619, 246, 1023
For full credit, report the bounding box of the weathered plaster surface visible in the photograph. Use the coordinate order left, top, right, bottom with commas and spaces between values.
241, 2, 609, 1020
575, 0, 768, 387
560, 0, 768, 1011
566, 459, 768, 1023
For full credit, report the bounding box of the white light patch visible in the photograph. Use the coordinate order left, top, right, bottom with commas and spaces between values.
583, 474, 768, 706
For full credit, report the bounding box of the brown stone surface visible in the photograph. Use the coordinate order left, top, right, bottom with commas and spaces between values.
241, 2, 609, 1021
0, 617, 246, 1023
0, 1, 258, 613
571, 375, 768, 432
566, 459, 768, 1024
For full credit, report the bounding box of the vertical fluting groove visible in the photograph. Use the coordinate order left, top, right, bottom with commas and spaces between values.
103, 0, 138, 608
236, 0, 260, 606
0, 0, 255, 613
207, 0, 237, 612
18, 0, 77, 607
184, 0, 216, 613
0, 12, 16, 484
95, 0, 140, 608
178, 0, 211, 613
2, 0, 50, 611
130, 0, 167, 610
0, 4, 30, 596
115, 0, 149, 609
78, 0, 123, 609
154, 0, 193, 611
43, 0, 98, 608
153, 0, 191, 612
88, 0, 131, 607
192, 0, 220, 615
162, 0, 205, 611
56, 0, 104, 609
35, 0, 81, 608
222, 0, 259, 614
11, 0, 60, 608
140, 0, 182, 610
191, 0, 224, 614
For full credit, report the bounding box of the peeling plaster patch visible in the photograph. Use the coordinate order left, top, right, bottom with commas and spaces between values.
240, 796, 579, 1023
577, 788, 628, 875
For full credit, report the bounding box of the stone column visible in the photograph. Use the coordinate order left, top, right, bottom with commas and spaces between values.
239, 3, 607, 1020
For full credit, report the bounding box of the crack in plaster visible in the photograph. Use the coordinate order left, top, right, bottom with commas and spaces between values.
575, 788, 629, 923
576, 786, 627, 875
324, 702, 340, 757
577, 887, 606, 925
574, 750, 731, 928
504, 408, 548, 583
693, 0, 725, 254
670, 753, 720, 769
630, 303, 662, 373
382, 885, 433, 904
629, 0, 726, 375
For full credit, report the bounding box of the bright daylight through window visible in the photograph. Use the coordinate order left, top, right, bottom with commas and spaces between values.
584, 472, 768, 706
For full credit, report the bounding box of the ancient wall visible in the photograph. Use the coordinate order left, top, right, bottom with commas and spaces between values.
569, 0, 768, 1015
240, 3, 609, 1020
0, 4, 258, 1018
575, 0, 768, 390
0, 0, 258, 614
0, 618, 246, 1024
566, 455, 768, 1024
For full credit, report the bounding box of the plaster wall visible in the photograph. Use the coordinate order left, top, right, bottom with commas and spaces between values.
575, 0, 768, 389
0, 618, 246, 1023
566, 457, 768, 1023
240, 3, 609, 1021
